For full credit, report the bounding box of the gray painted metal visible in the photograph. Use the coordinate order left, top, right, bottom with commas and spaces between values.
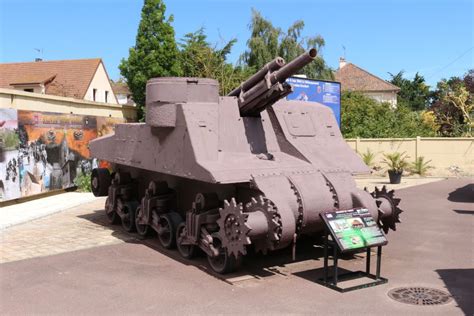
89, 49, 403, 273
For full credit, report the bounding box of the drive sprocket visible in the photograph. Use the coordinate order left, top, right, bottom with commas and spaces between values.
371, 186, 403, 233
216, 198, 251, 257
245, 196, 282, 254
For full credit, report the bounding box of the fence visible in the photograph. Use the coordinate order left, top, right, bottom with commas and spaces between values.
346, 137, 474, 176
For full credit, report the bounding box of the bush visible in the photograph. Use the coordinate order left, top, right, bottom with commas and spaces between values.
410, 156, 433, 176
359, 148, 376, 167
382, 152, 410, 173
74, 172, 91, 192
341, 92, 437, 138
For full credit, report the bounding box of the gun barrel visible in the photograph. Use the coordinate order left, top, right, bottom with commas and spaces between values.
228, 57, 285, 97
270, 48, 317, 85
231, 48, 317, 117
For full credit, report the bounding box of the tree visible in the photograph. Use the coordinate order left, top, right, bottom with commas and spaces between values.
389, 71, 430, 111
463, 69, 474, 93
178, 28, 252, 95
119, 0, 181, 120
241, 9, 333, 80
430, 75, 473, 136
341, 92, 437, 138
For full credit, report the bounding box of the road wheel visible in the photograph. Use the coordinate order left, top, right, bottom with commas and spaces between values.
135, 206, 151, 238
176, 222, 196, 259
157, 214, 177, 249
120, 201, 138, 232
207, 234, 238, 274
105, 196, 120, 225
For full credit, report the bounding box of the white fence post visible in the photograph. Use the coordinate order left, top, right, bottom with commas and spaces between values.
416, 136, 421, 161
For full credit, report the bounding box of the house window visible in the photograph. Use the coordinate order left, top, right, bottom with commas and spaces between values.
24, 88, 34, 92
105, 90, 109, 103
93, 88, 97, 101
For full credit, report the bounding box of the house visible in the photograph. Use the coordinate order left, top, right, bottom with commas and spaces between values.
110, 80, 135, 106
334, 58, 400, 106
0, 58, 118, 104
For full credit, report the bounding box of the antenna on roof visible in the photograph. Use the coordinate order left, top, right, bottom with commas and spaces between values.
342, 45, 346, 59
34, 48, 43, 62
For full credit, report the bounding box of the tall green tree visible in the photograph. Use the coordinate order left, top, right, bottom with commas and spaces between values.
119, 0, 181, 120
178, 28, 252, 95
389, 71, 430, 111
241, 9, 333, 80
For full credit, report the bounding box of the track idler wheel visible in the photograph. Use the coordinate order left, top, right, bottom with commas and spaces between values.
371, 186, 403, 233
91, 168, 111, 197
207, 233, 241, 274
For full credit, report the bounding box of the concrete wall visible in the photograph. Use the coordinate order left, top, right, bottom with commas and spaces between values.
363, 91, 398, 107
83, 63, 118, 104
347, 137, 474, 176
0, 88, 136, 121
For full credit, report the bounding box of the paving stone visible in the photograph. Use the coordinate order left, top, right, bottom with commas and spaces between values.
0, 197, 135, 264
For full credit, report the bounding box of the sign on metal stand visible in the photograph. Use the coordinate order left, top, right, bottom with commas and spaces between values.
316, 208, 388, 292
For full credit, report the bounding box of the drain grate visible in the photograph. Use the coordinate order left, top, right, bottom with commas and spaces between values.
388, 287, 452, 306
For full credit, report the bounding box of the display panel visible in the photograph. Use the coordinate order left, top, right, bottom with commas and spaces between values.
321, 208, 387, 252
286, 77, 341, 127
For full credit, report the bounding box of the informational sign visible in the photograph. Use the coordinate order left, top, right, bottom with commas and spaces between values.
286, 77, 341, 127
321, 208, 387, 252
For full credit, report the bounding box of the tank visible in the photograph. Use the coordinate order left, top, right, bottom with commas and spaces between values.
89, 49, 403, 274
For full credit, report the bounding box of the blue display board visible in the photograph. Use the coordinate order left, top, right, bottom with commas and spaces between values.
286, 77, 341, 127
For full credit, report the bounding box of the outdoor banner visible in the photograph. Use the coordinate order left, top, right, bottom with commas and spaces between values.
286, 77, 341, 127
0, 109, 124, 201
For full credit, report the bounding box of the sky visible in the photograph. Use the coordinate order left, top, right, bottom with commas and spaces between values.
0, 0, 473, 88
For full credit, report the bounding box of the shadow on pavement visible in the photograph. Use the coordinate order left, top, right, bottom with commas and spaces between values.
436, 268, 474, 315
293, 266, 353, 283
447, 184, 474, 203
453, 209, 474, 215
78, 209, 339, 284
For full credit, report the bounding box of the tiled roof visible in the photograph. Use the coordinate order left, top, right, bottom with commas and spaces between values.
334, 63, 400, 92
9, 73, 56, 85
111, 81, 130, 95
0, 58, 102, 99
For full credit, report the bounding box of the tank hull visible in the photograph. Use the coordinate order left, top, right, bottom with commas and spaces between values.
90, 54, 403, 274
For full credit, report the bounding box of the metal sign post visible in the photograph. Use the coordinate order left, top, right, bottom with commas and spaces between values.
316, 209, 388, 292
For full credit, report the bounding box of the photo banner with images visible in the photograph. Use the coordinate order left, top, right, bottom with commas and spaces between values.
0, 109, 124, 201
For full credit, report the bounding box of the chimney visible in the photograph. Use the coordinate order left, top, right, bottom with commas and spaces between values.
35, 58, 43, 62
339, 57, 347, 69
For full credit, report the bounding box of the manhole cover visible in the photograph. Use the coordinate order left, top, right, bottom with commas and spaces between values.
388, 287, 452, 306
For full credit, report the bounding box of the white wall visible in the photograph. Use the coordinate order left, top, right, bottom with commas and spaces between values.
363, 91, 397, 107
0, 88, 136, 121
84, 63, 117, 104
11, 84, 44, 94
116, 93, 128, 105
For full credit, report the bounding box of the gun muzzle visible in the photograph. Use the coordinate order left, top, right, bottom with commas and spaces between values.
230, 48, 317, 117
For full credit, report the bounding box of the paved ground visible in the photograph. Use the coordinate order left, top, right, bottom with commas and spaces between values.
0, 178, 473, 315
354, 175, 446, 192
0, 192, 97, 230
